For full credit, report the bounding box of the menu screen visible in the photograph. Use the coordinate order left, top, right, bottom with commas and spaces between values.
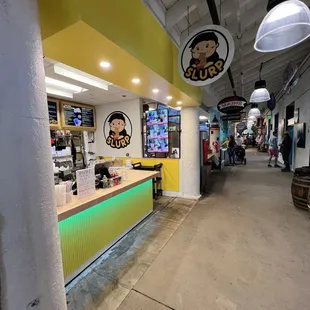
63, 104, 95, 128
48, 100, 59, 126
146, 109, 169, 153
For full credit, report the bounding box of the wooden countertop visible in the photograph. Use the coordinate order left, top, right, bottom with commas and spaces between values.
57, 170, 159, 221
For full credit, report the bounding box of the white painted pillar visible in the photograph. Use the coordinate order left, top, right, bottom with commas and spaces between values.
180, 107, 201, 199
0, 1, 67, 309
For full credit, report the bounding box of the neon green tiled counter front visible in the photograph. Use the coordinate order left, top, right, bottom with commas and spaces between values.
58, 179, 153, 283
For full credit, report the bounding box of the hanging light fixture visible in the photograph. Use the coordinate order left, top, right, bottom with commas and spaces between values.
254, 0, 310, 52
248, 103, 261, 118
248, 115, 257, 121
250, 63, 270, 103
250, 80, 271, 102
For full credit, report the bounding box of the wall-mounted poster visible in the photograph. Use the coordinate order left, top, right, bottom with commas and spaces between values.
178, 24, 235, 86
48, 98, 60, 129
296, 123, 306, 148
146, 109, 169, 153
61, 102, 96, 131
103, 111, 132, 149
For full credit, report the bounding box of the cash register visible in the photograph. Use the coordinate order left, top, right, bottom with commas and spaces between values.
94, 163, 111, 188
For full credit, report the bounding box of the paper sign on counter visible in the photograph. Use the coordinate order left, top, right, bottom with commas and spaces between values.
76, 168, 95, 198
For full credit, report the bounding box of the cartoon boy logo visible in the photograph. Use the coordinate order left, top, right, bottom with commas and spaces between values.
104, 112, 132, 149
184, 31, 226, 82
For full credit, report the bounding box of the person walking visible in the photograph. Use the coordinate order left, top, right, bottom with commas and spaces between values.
228, 135, 236, 166
268, 132, 280, 167
280, 131, 292, 172
236, 134, 243, 147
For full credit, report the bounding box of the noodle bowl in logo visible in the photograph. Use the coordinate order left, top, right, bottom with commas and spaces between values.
178, 25, 235, 87
103, 111, 132, 149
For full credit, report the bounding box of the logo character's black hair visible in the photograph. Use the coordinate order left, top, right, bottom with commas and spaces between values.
189, 32, 219, 49
108, 112, 126, 123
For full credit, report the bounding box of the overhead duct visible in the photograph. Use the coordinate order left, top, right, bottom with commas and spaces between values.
206, 0, 237, 96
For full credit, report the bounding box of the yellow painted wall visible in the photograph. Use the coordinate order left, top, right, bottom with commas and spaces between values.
106, 157, 179, 192
37, 0, 201, 104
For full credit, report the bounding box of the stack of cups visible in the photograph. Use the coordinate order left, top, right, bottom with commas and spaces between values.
55, 184, 66, 207
55, 181, 73, 207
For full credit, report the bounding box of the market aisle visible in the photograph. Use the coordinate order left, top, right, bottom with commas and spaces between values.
129, 151, 310, 310
67, 151, 310, 310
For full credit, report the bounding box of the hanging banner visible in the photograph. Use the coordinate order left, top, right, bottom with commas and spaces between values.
217, 96, 247, 114
178, 25, 235, 87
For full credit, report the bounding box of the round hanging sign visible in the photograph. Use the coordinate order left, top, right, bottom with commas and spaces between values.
217, 96, 247, 114
178, 25, 235, 87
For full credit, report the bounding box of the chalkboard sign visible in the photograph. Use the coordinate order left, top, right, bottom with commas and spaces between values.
61, 102, 96, 130
48, 99, 60, 129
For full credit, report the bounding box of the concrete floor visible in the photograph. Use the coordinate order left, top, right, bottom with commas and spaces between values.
67, 151, 310, 310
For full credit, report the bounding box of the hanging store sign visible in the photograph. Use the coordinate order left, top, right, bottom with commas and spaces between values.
178, 25, 235, 87
217, 96, 247, 114
103, 111, 132, 149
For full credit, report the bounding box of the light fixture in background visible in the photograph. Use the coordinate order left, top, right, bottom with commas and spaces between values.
167, 96, 173, 100
199, 115, 208, 121
132, 78, 140, 84
250, 63, 270, 103
53, 64, 112, 90
248, 103, 261, 118
45, 77, 88, 93
250, 81, 270, 103
177, 101, 182, 105
152, 89, 159, 93
254, 0, 310, 52
46, 87, 73, 99
248, 115, 257, 121
99, 61, 111, 69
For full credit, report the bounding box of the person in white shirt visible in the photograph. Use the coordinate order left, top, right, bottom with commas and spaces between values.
268, 132, 280, 168
235, 134, 243, 147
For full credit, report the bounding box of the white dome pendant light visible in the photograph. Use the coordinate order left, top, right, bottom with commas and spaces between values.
250, 80, 271, 102
254, 0, 310, 52
248, 103, 261, 118
250, 63, 271, 103
248, 115, 257, 121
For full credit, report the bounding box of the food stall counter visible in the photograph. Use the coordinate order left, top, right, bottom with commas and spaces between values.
58, 169, 159, 284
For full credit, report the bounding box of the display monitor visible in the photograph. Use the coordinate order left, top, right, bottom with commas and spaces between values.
146, 109, 169, 153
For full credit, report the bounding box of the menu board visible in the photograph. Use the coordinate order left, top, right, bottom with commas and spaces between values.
146, 109, 169, 153
76, 168, 96, 198
48, 99, 60, 128
61, 102, 96, 130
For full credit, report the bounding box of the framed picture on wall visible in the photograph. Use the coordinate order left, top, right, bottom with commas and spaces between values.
296, 122, 306, 148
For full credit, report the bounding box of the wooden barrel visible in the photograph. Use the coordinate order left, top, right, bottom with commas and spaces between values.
291, 167, 310, 210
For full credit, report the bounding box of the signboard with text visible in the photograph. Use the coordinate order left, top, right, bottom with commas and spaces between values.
61, 102, 96, 131
76, 168, 95, 198
217, 96, 247, 114
178, 25, 235, 86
